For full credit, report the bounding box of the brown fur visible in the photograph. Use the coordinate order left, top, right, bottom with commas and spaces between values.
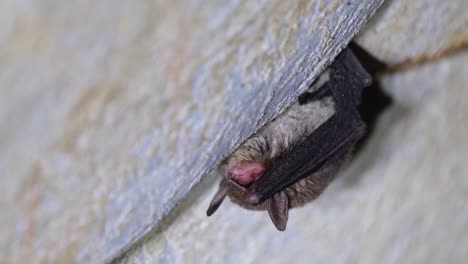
207, 49, 371, 232
217, 70, 350, 211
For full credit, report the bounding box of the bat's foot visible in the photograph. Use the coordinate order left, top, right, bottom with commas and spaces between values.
298, 86, 331, 105
298, 70, 332, 105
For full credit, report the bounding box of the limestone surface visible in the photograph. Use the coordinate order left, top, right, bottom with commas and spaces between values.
0, 1, 383, 263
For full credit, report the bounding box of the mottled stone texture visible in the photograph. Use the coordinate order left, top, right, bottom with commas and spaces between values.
0, 0, 383, 263
356, 0, 468, 65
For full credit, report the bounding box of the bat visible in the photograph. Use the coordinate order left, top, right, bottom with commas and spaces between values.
206, 48, 372, 231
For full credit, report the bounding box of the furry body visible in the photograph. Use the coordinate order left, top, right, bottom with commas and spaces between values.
206, 48, 371, 230
220, 71, 349, 210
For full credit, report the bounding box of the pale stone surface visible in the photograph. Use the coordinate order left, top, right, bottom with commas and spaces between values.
381, 52, 468, 107
117, 52, 468, 264
0, 0, 383, 263
356, 0, 468, 65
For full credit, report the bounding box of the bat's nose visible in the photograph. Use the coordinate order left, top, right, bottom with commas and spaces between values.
228, 161, 265, 186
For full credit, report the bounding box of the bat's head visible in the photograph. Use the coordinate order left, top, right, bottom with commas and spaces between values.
206, 160, 290, 231
207, 160, 266, 212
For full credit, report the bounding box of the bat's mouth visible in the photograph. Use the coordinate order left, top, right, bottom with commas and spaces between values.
226, 178, 250, 189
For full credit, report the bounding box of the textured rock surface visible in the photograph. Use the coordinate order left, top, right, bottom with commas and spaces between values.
118, 51, 468, 264
356, 0, 468, 65
0, 0, 383, 263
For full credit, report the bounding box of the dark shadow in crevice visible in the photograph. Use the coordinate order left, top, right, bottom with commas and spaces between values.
348, 42, 393, 153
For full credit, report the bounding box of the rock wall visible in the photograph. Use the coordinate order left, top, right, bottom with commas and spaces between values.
0, 1, 383, 263
1, 0, 467, 263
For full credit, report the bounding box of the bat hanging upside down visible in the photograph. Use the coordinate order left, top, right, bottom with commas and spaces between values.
206, 48, 372, 231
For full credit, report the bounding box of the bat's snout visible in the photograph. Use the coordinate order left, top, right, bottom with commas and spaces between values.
227, 161, 265, 187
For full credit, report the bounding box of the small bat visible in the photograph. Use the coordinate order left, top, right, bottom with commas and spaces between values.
206, 48, 372, 231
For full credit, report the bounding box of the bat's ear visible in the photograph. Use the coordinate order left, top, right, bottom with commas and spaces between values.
207, 181, 229, 216
267, 191, 289, 231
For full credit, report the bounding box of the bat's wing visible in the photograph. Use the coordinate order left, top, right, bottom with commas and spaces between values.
246, 48, 371, 205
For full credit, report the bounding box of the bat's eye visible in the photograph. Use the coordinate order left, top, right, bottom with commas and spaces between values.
228, 161, 265, 186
